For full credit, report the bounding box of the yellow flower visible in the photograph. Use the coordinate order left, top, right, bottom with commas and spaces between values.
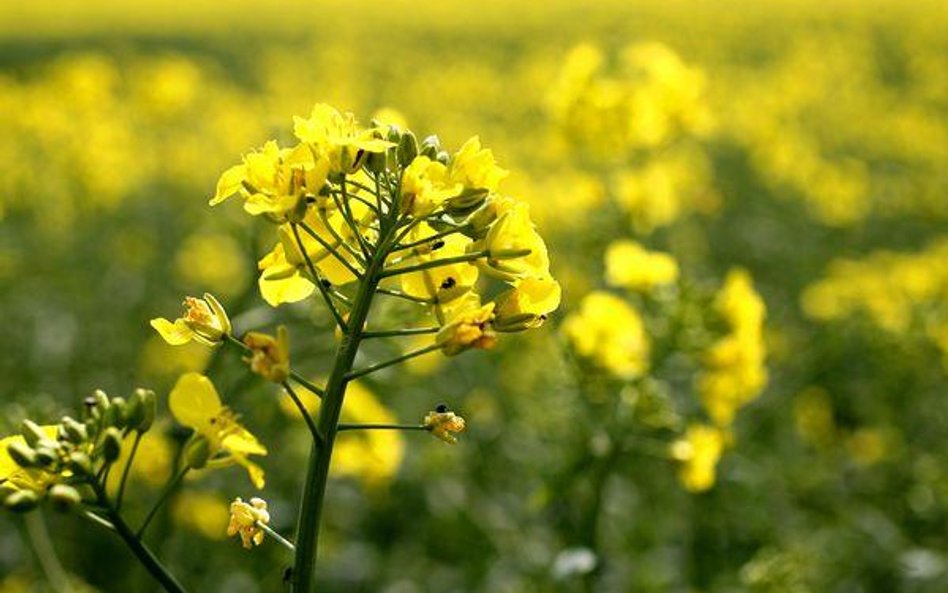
0, 427, 58, 492
698, 269, 767, 426
243, 326, 290, 383
670, 424, 726, 493
396, 226, 479, 314
604, 240, 679, 291
562, 291, 649, 379
210, 140, 328, 219
168, 373, 267, 488
436, 302, 497, 356
449, 136, 508, 192
493, 277, 562, 331
423, 410, 467, 444
227, 496, 270, 549
478, 202, 551, 282
150, 293, 231, 346
400, 156, 461, 215
293, 103, 393, 174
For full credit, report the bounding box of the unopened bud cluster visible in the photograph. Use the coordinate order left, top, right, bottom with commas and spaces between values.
1, 388, 155, 512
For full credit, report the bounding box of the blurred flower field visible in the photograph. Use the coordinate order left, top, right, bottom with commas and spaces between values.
2, 0, 948, 591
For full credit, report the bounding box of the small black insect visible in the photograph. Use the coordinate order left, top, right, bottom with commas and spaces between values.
435, 403, 449, 413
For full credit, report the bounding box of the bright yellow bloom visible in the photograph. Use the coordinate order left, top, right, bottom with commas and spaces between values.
243, 326, 290, 383
478, 202, 551, 282
0, 426, 58, 492
169, 373, 267, 488
150, 293, 231, 347
423, 410, 467, 444
293, 103, 393, 174
493, 277, 562, 331
396, 227, 479, 315
670, 424, 726, 492
562, 291, 649, 379
436, 302, 497, 356
449, 136, 508, 192
227, 496, 270, 549
400, 156, 461, 215
604, 240, 679, 291
698, 269, 768, 426
210, 140, 328, 219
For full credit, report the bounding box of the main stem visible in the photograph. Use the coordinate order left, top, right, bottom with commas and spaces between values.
290, 234, 389, 593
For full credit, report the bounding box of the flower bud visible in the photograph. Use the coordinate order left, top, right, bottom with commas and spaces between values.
364, 150, 388, 174
420, 134, 441, 159
0, 483, 17, 504
397, 131, 419, 164
435, 150, 450, 166
68, 452, 94, 477
32, 446, 58, 468
108, 397, 128, 429
60, 416, 87, 443
48, 484, 82, 512
243, 326, 291, 383
20, 420, 48, 448
101, 427, 123, 463
6, 441, 37, 468
185, 436, 211, 470
128, 388, 157, 432
92, 389, 111, 412
4, 490, 39, 513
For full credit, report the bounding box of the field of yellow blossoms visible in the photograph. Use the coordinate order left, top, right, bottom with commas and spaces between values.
2, 0, 948, 591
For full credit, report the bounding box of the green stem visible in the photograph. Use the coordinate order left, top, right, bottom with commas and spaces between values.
362, 327, 440, 339
297, 220, 365, 279
90, 483, 188, 593
379, 249, 530, 279
115, 432, 143, 511
290, 229, 391, 593
375, 287, 435, 305
24, 511, 75, 593
391, 225, 468, 253
258, 521, 296, 552
337, 423, 428, 432
137, 466, 188, 538
291, 223, 349, 333
282, 381, 323, 445
345, 343, 442, 380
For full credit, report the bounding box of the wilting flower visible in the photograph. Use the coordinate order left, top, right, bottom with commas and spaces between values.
436, 302, 497, 356
243, 326, 290, 383
169, 373, 267, 488
423, 410, 467, 444
227, 497, 270, 549
151, 293, 231, 346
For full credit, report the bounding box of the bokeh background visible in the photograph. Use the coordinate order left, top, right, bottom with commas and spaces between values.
2, 0, 948, 591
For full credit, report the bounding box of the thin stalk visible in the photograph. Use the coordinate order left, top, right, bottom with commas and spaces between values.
137, 466, 188, 538
80, 510, 116, 531
337, 423, 428, 432
24, 511, 75, 593
392, 225, 468, 253
375, 287, 435, 305
258, 522, 296, 552
333, 180, 371, 259
345, 343, 442, 380
222, 333, 326, 399
282, 381, 323, 446
362, 327, 440, 339
290, 228, 392, 593
91, 483, 188, 593
115, 432, 143, 511
291, 223, 349, 333
297, 220, 365, 279
380, 249, 531, 279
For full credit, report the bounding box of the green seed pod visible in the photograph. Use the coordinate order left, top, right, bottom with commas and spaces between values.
397, 130, 419, 165
4, 490, 39, 513
101, 427, 123, 463
492, 312, 543, 333
185, 436, 211, 470
48, 484, 82, 512
68, 452, 94, 477
20, 420, 48, 448
6, 441, 37, 468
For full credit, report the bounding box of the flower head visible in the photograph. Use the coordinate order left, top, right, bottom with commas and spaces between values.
604, 240, 679, 291
423, 409, 467, 444
293, 103, 393, 174
478, 202, 551, 282
151, 293, 231, 346
227, 496, 270, 549
400, 156, 462, 215
436, 302, 497, 356
449, 136, 508, 193
243, 326, 290, 383
169, 373, 267, 488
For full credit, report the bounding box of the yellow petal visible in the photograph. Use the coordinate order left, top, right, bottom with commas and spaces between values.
233, 455, 266, 489
210, 164, 246, 206
150, 318, 194, 346
169, 373, 222, 435
258, 273, 315, 307
222, 427, 268, 457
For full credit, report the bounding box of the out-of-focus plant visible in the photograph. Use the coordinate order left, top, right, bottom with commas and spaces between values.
1, 103, 560, 593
